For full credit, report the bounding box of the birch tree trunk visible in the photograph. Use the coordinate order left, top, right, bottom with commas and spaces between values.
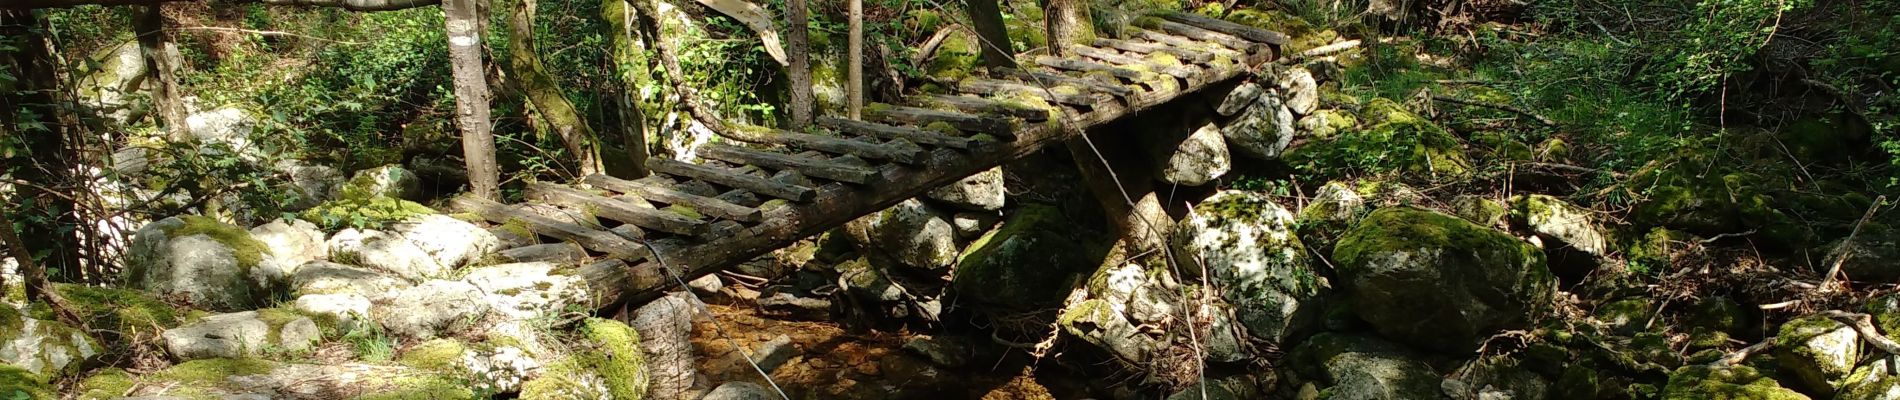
504, 0, 602, 176
442, 0, 500, 199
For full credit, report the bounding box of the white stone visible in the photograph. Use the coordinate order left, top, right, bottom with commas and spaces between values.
1159, 123, 1232, 186
292, 293, 372, 331
0, 306, 99, 378
187, 108, 266, 159
951, 211, 998, 239
278, 160, 343, 210
327, 228, 446, 280
926, 167, 1007, 211
1173, 190, 1324, 342
251, 218, 327, 280
163, 310, 320, 360
1222, 92, 1298, 160
1279, 67, 1319, 115
372, 280, 492, 339
460, 262, 589, 320
125, 217, 278, 311
843, 199, 959, 270
387, 214, 500, 271
291, 261, 408, 299
342, 165, 423, 201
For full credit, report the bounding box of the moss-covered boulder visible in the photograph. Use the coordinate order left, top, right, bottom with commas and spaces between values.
299, 195, 436, 231
1823, 225, 1900, 283
1287, 333, 1442, 400
1221, 89, 1298, 160
1449, 195, 1508, 228
520, 318, 648, 399
400, 337, 541, 394
54, 283, 181, 350
1156, 123, 1233, 186
1662, 364, 1810, 400
1840, 354, 1900, 400
162, 308, 321, 360
1627, 228, 1701, 275
0, 364, 53, 400
1629, 162, 1810, 248
1295, 181, 1368, 250
370, 279, 493, 339
1510, 194, 1610, 257
341, 164, 423, 201
1333, 207, 1555, 352
124, 358, 476, 398
0, 303, 100, 379
1172, 190, 1326, 343
1286, 98, 1471, 180
952, 204, 1105, 312
125, 216, 283, 311
1595, 297, 1654, 335
842, 198, 960, 271
1776, 313, 1861, 394
74, 367, 135, 399
1296, 109, 1357, 139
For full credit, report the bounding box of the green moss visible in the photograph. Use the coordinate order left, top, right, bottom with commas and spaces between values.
353, 374, 476, 400
1628, 228, 1696, 275
520, 357, 602, 399
155, 358, 279, 387
1448, 196, 1507, 227
1594, 297, 1653, 334
399, 339, 471, 372
0, 365, 52, 400
299, 195, 437, 230
75, 368, 136, 400
1662, 365, 1809, 400
953, 204, 1103, 311
165, 216, 271, 269
584, 318, 647, 398
1334, 207, 1544, 278
926, 33, 984, 82
1285, 98, 1471, 181
665, 205, 704, 220
1536, 138, 1571, 162
56, 283, 182, 337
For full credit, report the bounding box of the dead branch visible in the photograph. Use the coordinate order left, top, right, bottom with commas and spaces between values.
1823, 310, 1900, 355
1820, 195, 1888, 289
1709, 337, 1775, 366
1293, 39, 1361, 60
1430, 95, 1558, 127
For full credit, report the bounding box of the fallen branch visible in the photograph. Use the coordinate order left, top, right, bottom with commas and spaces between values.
1430, 95, 1558, 127
1823, 310, 1900, 355
1293, 39, 1360, 60
910, 25, 966, 68
1820, 195, 1888, 289
1709, 337, 1775, 366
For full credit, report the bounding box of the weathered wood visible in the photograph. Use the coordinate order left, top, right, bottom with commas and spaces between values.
1093, 38, 1212, 64
915, 93, 1051, 121
584, 174, 763, 222
954, 78, 1100, 108
697, 144, 879, 184
527, 182, 708, 236
993, 68, 1136, 97
444, 0, 500, 199
496, 242, 587, 264
1032, 55, 1143, 81
1138, 30, 1240, 58
1140, 18, 1263, 54
1159, 12, 1288, 45
728, 124, 922, 164
451, 195, 648, 258
647, 158, 817, 201
817, 117, 976, 149
862, 104, 1013, 135
1065, 44, 1145, 66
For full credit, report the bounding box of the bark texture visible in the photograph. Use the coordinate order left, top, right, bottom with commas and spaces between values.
784, 0, 814, 128
1044, 0, 1094, 54
134, 4, 190, 140
442, 0, 500, 199
964, 0, 1016, 68
602, 0, 651, 177
503, 0, 602, 176
0, 10, 84, 281
630, 293, 702, 399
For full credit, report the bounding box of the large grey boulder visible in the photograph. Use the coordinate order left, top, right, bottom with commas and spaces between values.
1290, 333, 1445, 400
342, 165, 423, 201
460, 262, 589, 319
371, 280, 492, 339
277, 160, 343, 210
1509, 194, 1610, 259
1173, 190, 1326, 343
1158, 123, 1232, 186
327, 228, 444, 280
1279, 67, 1320, 115
1662, 365, 1809, 400
250, 218, 327, 278
1842, 355, 1900, 400
1333, 207, 1555, 352
0, 305, 99, 378
1829, 228, 1900, 283
187, 108, 267, 160
703, 382, 775, 400
386, 214, 500, 270
953, 205, 1102, 312
163, 310, 320, 360
291, 293, 371, 331
78, 41, 149, 125
843, 199, 959, 270
125, 216, 281, 311
926, 167, 1006, 211
1222, 90, 1298, 160
290, 261, 407, 299
1777, 313, 1861, 393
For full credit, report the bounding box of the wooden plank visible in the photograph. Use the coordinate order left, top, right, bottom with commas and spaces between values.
1140, 18, 1261, 53
1067, 44, 1198, 80
697, 144, 879, 184
730, 124, 923, 164
914, 93, 1050, 122
496, 243, 587, 264
954, 78, 1099, 108
527, 182, 709, 236
1138, 30, 1241, 58
647, 158, 817, 201
450, 195, 648, 258
584, 174, 763, 222
1160, 12, 1289, 45
1032, 55, 1143, 81
1093, 38, 1213, 64
863, 103, 1013, 135
817, 116, 976, 149
993, 68, 1136, 97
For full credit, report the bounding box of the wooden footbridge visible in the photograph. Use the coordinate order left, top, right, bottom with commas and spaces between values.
449, 14, 1287, 310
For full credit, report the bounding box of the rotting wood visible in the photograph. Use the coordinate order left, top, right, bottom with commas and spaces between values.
993, 68, 1136, 97
526, 182, 708, 236
697, 144, 880, 184
1824, 310, 1900, 355
1065, 44, 1145, 66
817, 116, 976, 149
1032, 55, 1143, 81
1140, 18, 1263, 52
955, 78, 1101, 108
915, 93, 1051, 121
496, 242, 587, 264
646, 158, 817, 201
1092, 38, 1212, 64
862, 103, 1013, 135
451, 195, 649, 258
725, 124, 923, 164
584, 175, 764, 223
1159, 12, 1288, 45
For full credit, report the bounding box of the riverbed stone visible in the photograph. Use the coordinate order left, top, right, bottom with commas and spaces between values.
371, 280, 492, 339
0, 305, 99, 379
1662, 364, 1809, 400
387, 214, 500, 271
291, 293, 371, 331
327, 228, 445, 280
1333, 207, 1555, 352
1290, 333, 1442, 400
250, 218, 326, 278
1777, 313, 1861, 393
927, 167, 1006, 211
460, 262, 589, 320
1280, 67, 1320, 115
844, 198, 959, 270
163, 309, 319, 360
1223, 91, 1298, 160
290, 261, 407, 299
125, 216, 280, 311
1173, 190, 1326, 343
1158, 123, 1232, 186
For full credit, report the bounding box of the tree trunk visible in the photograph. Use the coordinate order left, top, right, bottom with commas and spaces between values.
631, 0, 728, 135
602, 0, 650, 177
964, 0, 1015, 68
504, 0, 602, 176
442, 0, 499, 200
0, 210, 82, 327
846, 0, 863, 119
0, 10, 84, 282
1043, 0, 1092, 55
784, 0, 814, 128
133, 5, 190, 140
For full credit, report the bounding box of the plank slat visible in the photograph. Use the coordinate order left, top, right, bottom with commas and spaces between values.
955, 78, 1099, 108
584, 174, 763, 222
817, 116, 976, 149
527, 182, 708, 236
1067, 44, 1199, 80
914, 93, 1051, 122
698, 144, 879, 184
862, 104, 1013, 135
1137, 30, 1241, 58
1140, 18, 1261, 53
1093, 38, 1213, 64
450, 195, 648, 258
993, 68, 1136, 97
731, 124, 923, 164
646, 158, 817, 201
1159, 12, 1289, 45
1032, 55, 1143, 81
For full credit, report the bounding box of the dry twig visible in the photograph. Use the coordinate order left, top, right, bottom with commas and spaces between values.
1820, 195, 1889, 289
